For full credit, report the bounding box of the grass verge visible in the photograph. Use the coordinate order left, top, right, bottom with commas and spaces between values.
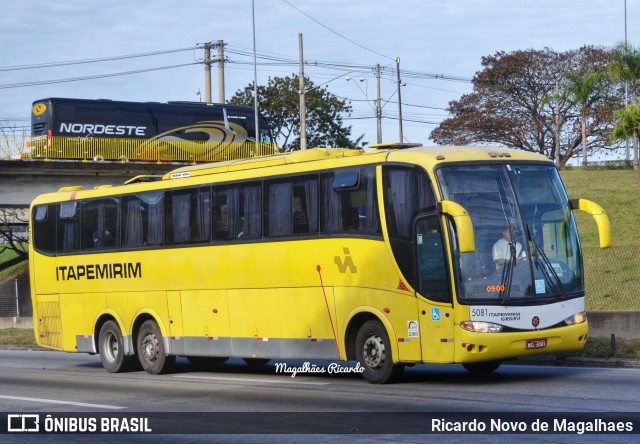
561, 169, 640, 310
0, 328, 37, 346
0, 260, 28, 280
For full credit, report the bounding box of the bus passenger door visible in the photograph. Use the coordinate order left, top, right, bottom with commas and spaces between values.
414, 214, 455, 363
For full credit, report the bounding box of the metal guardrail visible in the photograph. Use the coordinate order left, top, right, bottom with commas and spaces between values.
0, 268, 31, 318
27, 137, 280, 163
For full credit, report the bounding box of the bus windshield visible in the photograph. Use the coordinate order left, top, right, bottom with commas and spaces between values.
436, 164, 583, 304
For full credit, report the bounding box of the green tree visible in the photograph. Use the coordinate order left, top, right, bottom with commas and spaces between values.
611, 104, 640, 145
609, 42, 640, 168
610, 42, 640, 104
229, 75, 364, 151
430, 47, 619, 165
561, 71, 614, 166
0, 208, 28, 261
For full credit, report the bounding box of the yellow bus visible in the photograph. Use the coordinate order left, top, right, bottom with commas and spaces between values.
29, 146, 611, 383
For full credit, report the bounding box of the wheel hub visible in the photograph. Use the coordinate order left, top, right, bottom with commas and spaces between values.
141, 334, 158, 361
363, 335, 385, 369
104, 333, 119, 361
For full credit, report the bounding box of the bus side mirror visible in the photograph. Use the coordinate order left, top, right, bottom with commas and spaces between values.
570, 199, 612, 248
438, 200, 475, 253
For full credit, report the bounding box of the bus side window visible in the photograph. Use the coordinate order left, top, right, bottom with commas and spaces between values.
265, 175, 318, 237
354, 167, 380, 234
121, 192, 164, 247
321, 174, 343, 232
212, 188, 229, 240
57, 201, 80, 252
122, 196, 144, 247
240, 184, 262, 239
215, 184, 261, 240
33, 204, 56, 254
295, 177, 318, 234
81, 198, 120, 250
265, 181, 293, 236
383, 166, 435, 239
383, 165, 436, 286
194, 188, 212, 243
416, 215, 450, 303
166, 187, 211, 245
321, 167, 380, 235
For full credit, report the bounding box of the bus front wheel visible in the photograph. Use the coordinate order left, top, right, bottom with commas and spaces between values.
355, 320, 404, 384
136, 320, 175, 375
98, 320, 136, 373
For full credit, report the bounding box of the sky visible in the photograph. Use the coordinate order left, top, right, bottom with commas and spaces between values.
1, 0, 639, 156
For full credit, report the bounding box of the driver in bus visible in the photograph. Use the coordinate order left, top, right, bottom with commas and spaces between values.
492, 227, 526, 270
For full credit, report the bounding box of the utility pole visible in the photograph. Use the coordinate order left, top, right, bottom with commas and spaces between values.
555, 80, 560, 165
216, 40, 225, 103
299, 33, 307, 150
203, 42, 212, 103
624, 0, 630, 163
375, 64, 382, 144
396, 57, 404, 143
251, 0, 259, 151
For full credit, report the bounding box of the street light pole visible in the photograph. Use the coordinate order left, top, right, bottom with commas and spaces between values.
203, 42, 212, 103
251, 0, 259, 152
299, 33, 307, 150
376, 64, 382, 144
396, 57, 404, 143
217, 40, 225, 103
625, 0, 630, 162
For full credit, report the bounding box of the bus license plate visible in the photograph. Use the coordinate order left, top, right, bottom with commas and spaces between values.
526, 339, 547, 349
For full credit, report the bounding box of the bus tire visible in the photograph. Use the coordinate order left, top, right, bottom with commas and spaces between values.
355, 319, 404, 384
462, 360, 502, 375
136, 320, 175, 375
98, 320, 136, 373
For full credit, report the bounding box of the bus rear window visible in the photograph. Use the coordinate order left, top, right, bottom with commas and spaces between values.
33, 204, 56, 254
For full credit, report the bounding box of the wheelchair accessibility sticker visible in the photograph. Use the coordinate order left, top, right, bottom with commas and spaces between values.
431, 307, 441, 322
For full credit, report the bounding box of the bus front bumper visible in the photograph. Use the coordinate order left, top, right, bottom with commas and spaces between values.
453, 321, 589, 364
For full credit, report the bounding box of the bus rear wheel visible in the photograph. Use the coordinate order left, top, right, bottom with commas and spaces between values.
355, 320, 404, 384
136, 320, 175, 375
98, 320, 136, 373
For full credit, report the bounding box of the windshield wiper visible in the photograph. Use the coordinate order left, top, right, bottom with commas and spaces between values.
499, 225, 517, 305
525, 224, 567, 298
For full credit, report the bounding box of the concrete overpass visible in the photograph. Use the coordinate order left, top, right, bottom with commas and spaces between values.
1, 159, 178, 209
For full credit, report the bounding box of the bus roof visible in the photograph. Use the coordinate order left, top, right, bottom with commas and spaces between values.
30, 145, 553, 206
163, 147, 371, 180
162, 145, 552, 180
32, 97, 258, 113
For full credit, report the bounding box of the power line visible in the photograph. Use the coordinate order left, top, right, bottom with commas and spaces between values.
0, 42, 471, 92
280, 0, 394, 61
225, 46, 473, 86
0, 47, 197, 72
0, 63, 199, 89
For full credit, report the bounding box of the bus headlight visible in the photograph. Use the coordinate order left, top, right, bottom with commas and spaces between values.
564, 311, 587, 326
460, 321, 503, 333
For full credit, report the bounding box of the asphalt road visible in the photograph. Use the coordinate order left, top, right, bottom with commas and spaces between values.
0, 350, 638, 443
